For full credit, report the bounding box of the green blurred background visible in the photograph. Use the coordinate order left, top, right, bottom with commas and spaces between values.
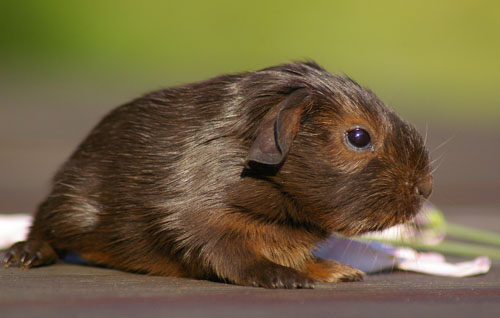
1, 0, 499, 213
1, 0, 499, 123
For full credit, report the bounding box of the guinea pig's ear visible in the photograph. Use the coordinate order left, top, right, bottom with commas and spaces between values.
245, 88, 311, 168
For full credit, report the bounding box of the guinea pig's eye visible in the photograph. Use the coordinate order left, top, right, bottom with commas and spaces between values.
345, 128, 371, 150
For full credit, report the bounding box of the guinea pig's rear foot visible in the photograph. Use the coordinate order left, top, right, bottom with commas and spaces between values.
239, 260, 314, 289
3, 240, 58, 269
305, 258, 364, 283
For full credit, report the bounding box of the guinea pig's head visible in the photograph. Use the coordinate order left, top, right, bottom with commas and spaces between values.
244, 62, 432, 236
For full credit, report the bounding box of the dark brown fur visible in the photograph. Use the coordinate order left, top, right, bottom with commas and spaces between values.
4, 61, 432, 288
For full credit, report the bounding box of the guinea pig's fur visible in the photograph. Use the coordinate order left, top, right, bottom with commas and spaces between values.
4, 61, 432, 288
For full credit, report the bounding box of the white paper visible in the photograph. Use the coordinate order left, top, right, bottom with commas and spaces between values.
0, 214, 32, 249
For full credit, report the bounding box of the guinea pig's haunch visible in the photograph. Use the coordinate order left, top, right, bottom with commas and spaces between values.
3, 61, 432, 288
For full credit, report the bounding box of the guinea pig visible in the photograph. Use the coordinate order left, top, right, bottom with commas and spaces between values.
3, 61, 432, 288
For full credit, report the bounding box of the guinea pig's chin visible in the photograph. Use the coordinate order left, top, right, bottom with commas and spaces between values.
331, 200, 425, 237
373, 199, 425, 233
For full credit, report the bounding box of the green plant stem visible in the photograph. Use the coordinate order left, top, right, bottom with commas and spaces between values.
359, 238, 500, 259
445, 222, 500, 247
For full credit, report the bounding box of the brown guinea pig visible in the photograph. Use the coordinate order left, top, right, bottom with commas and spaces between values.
3, 61, 432, 288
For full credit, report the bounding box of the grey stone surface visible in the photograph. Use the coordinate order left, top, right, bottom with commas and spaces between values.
1, 256, 499, 318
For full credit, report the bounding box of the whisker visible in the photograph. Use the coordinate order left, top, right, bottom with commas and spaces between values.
431, 134, 455, 154
369, 247, 380, 273
429, 152, 445, 167
412, 124, 431, 179
424, 123, 429, 147
430, 154, 446, 175
340, 233, 357, 261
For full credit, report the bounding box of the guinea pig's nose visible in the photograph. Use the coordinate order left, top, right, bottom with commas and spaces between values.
415, 176, 433, 199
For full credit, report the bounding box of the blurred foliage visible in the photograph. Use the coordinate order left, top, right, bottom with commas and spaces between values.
1, 0, 499, 123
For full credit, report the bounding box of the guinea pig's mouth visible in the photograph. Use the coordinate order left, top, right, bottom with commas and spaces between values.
333, 199, 426, 237
323, 171, 432, 237
385, 198, 427, 231
380, 175, 433, 232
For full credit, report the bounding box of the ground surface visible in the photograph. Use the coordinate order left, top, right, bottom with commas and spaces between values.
1, 250, 499, 318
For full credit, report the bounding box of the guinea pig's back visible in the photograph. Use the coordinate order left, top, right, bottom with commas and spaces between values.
31, 76, 247, 256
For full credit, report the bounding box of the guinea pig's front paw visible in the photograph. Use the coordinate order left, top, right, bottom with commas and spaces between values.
3, 240, 58, 269
305, 258, 364, 283
240, 260, 315, 289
